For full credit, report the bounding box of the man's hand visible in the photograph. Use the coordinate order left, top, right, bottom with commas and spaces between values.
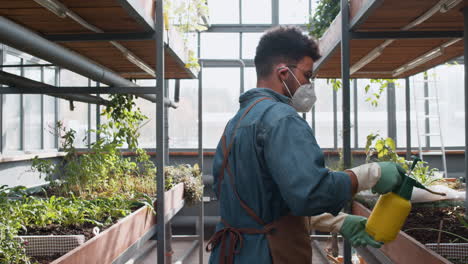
346, 162, 406, 194
339, 215, 383, 248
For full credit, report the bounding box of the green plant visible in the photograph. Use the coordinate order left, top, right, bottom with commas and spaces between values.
165, 164, 203, 206
364, 79, 395, 107
365, 133, 405, 166
308, 0, 340, 39
365, 133, 443, 186
0, 222, 32, 264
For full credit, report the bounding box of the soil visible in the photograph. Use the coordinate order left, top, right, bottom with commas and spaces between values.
403, 206, 468, 244
31, 254, 63, 264
17, 222, 114, 241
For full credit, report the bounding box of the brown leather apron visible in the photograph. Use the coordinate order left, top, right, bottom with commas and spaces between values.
206, 97, 312, 264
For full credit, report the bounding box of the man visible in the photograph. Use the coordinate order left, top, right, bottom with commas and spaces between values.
207, 26, 405, 263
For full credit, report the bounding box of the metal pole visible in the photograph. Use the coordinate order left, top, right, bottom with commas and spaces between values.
198, 61, 205, 264
353, 79, 358, 149
406, 77, 412, 159
155, 0, 166, 263
54, 67, 60, 149
0, 45, 3, 153
333, 88, 338, 149
20, 58, 24, 151
0, 17, 156, 103
387, 82, 397, 143
424, 73, 430, 148
341, 0, 352, 263
163, 79, 172, 263
272, 0, 279, 25
41, 66, 45, 150
463, 6, 468, 218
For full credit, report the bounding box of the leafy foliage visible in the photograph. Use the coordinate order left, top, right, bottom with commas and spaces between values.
0, 185, 138, 264
166, 164, 203, 206
308, 0, 340, 39
365, 133, 440, 186
364, 79, 395, 107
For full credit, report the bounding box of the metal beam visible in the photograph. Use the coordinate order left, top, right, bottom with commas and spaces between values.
155, 0, 166, 263
387, 82, 397, 143
199, 59, 253, 67
341, 1, 352, 264
463, 5, 468, 218
197, 61, 204, 264
405, 77, 412, 160
350, 31, 463, 40
0, 71, 110, 105
44, 32, 155, 42
115, 0, 155, 32
349, 0, 384, 29
206, 24, 307, 33
0, 85, 156, 95
0, 16, 156, 103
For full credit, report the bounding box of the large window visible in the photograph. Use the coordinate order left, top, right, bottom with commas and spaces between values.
313, 79, 334, 148
59, 70, 89, 148
279, 0, 310, 24
168, 80, 199, 148
203, 68, 241, 148
201, 33, 240, 59
242, 33, 262, 59
208, 0, 239, 24
241, 0, 272, 24
356, 79, 387, 148
2, 53, 22, 152
23, 67, 42, 150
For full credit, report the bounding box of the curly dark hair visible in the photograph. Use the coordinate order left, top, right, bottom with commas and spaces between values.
254, 26, 321, 78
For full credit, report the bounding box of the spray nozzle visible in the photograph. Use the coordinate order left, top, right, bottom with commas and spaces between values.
402, 155, 446, 197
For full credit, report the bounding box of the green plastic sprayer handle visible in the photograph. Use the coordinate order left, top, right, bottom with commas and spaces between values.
410, 155, 421, 171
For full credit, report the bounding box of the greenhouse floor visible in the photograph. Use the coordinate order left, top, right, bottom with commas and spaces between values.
138, 240, 332, 264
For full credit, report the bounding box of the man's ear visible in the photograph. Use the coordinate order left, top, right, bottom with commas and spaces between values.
276, 64, 289, 81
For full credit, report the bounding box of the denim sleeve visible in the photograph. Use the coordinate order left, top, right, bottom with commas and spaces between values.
263, 115, 351, 216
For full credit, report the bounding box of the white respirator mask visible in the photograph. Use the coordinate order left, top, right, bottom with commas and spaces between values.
279, 67, 317, 113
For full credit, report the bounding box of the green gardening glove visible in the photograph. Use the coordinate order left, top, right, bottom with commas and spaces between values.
339, 215, 383, 248
372, 162, 406, 194
348, 162, 406, 194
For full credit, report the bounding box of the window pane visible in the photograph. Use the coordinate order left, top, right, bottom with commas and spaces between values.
336, 81, 355, 148
3, 94, 21, 151
168, 80, 199, 148
203, 68, 241, 148
201, 33, 239, 59
2, 54, 21, 152
244, 67, 257, 90
23, 67, 42, 150
59, 101, 88, 148
312, 79, 334, 148
395, 79, 420, 149
135, 79, 156, 149
429, 65, 464, 147
242, 0, 271, 24
59, 70, 89, 148
44, 95, 56, 149
279, 0, 310, 24
23, 95, 42, 150
357, 79, 388, 148
208, 0, 239, 24
242, 33, 262, 59
44, 68, 56, 149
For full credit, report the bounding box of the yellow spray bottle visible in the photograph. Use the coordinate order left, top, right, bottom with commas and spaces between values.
365, 157, 446, 243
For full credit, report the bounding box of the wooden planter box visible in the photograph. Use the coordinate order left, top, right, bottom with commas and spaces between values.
50, 183, 184, 264
352, 201, 453, 264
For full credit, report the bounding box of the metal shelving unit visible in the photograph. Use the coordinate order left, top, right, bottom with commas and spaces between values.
0, 0, 205, 263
